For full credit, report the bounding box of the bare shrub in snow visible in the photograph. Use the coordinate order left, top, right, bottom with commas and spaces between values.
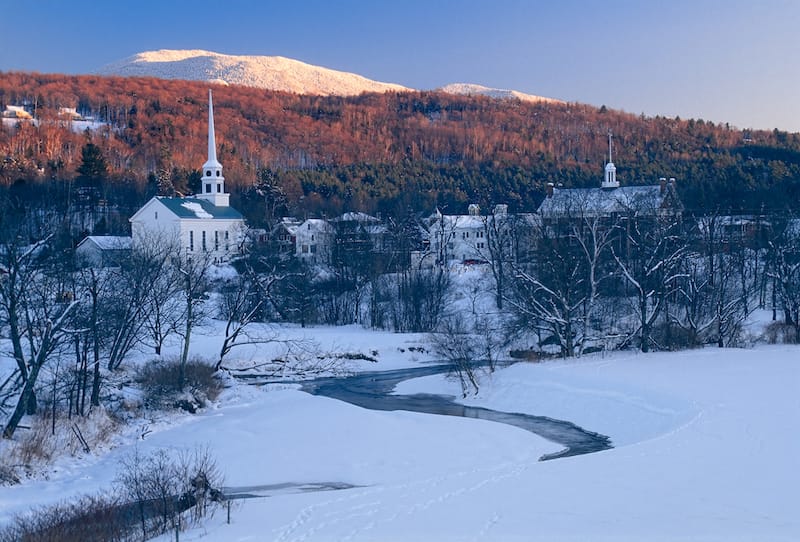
115, 447, 223, 539
0, 408, 118, 484
764, 321, 799, 344
429, 315, 482, 397
0, 493, 127, 542
136, 357, 223, 412
0, 447, 222, 541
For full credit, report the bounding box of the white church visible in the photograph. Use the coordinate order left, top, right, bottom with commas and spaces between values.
130, 90, 246, 263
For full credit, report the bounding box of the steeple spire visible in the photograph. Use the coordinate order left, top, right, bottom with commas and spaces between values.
207, 89, 218, 167
608, 129, 613, 163
197, 89, 229, 206
602, 129, 619, 189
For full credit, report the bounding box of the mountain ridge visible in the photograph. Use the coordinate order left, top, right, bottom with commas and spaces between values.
98, 49, 411, 96
97, 49, 559, 103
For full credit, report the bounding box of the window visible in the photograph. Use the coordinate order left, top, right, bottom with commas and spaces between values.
202, 231, 207, 251
311, 234, 315, 241
214, 231, 219, 251
216, 170, 221, 177
310, 245, 317, 254
216, 184, 221, 192
477, 231, 484, 238
205, 170, 211, 177
189, 231, 194, 251
302, 245, 309, 254
205, 183, 211, 193
225, 231, 229, 251
154, 211, 158, 220
462, 232, 469, 239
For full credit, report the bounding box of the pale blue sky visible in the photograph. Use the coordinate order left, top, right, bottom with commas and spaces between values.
1, 0, 797, 132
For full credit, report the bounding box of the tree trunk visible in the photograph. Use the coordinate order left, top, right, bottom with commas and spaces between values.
640, 298, 650, 353
4, 355, 44, 438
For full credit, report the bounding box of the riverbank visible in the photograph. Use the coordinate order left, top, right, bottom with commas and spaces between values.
2, 325, 799, 541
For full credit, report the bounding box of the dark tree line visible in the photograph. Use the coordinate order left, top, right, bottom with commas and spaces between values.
3, 71, 800, 226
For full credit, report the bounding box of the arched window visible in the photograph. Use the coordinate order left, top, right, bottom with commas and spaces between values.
216, 170, 221, 177
205, 170, 211, 177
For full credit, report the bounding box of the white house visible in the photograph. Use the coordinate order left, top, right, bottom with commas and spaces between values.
75, 235, 132, 267
428, 204, 491, 265
294, 218, 335, 263
129, 90, 245, 263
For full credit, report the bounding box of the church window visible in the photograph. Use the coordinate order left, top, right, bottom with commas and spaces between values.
202, 231, 207, 251
217, 184, 221, 193
155, 211, 158, 220
206, 170, 211, 177
214, 231, 219, 251
225, 231, 229, 251
205, 183, 211, 193
189, 231, 194, 251
216, 171, 221, 177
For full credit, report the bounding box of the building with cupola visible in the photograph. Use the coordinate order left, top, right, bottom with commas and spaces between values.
537, 132, 681, 221
130, 90, 246, 263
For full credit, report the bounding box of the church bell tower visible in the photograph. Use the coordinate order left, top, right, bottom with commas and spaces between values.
602, 130, 619, 190
197, 89, 230, 206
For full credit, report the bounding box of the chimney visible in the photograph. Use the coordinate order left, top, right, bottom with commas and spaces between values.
493, 204, 508, 216
659, 177, 667, 195
546, 182, 554, 198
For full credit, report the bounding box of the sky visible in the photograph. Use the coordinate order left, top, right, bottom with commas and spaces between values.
1, 0, 798, 132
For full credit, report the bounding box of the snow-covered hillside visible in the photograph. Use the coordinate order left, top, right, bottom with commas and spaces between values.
96, 50, 562, 103
438, 82, 562, 104
97, 49, 411, 96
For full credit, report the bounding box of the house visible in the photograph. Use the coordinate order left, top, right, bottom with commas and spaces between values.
129, 90, 246, 263
268, 217, 302, 256
294, 218, 335, 263
2, 105, 32, 119
75, 236, 132, 267
331, 212, 392, 252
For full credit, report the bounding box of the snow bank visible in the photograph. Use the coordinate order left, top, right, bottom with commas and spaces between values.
2, 327, 798, 541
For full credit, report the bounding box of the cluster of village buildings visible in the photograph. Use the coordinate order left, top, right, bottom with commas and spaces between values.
75, 92, 768, 270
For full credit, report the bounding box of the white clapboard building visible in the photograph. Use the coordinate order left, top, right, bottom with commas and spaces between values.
130, 90, 245, 263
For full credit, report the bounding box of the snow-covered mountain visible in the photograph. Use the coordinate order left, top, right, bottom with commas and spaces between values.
437, 83, 562, 104
97, 50, 562, 104
97, 49, 411, 96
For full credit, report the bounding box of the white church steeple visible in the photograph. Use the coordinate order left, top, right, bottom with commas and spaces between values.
602, 130, 619, 189
197, 89, 229, 207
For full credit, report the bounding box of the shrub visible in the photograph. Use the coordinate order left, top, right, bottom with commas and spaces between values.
0, 447, 223, 542
764, 321, 799, 344
136, 357, 224, 412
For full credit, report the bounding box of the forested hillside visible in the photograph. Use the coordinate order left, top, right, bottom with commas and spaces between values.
2, 71, 800, 228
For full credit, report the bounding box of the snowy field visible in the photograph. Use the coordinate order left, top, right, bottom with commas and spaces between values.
1, 324, 799, 541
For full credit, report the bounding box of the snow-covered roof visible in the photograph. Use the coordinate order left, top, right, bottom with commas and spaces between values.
333, 212, 380, 223
79, 236, 132, 251
155, 196, 243, 220
299, 218, 335, 232
180, 201, 214, 219
537, 185, 670, 217
436, 215, 486, 230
